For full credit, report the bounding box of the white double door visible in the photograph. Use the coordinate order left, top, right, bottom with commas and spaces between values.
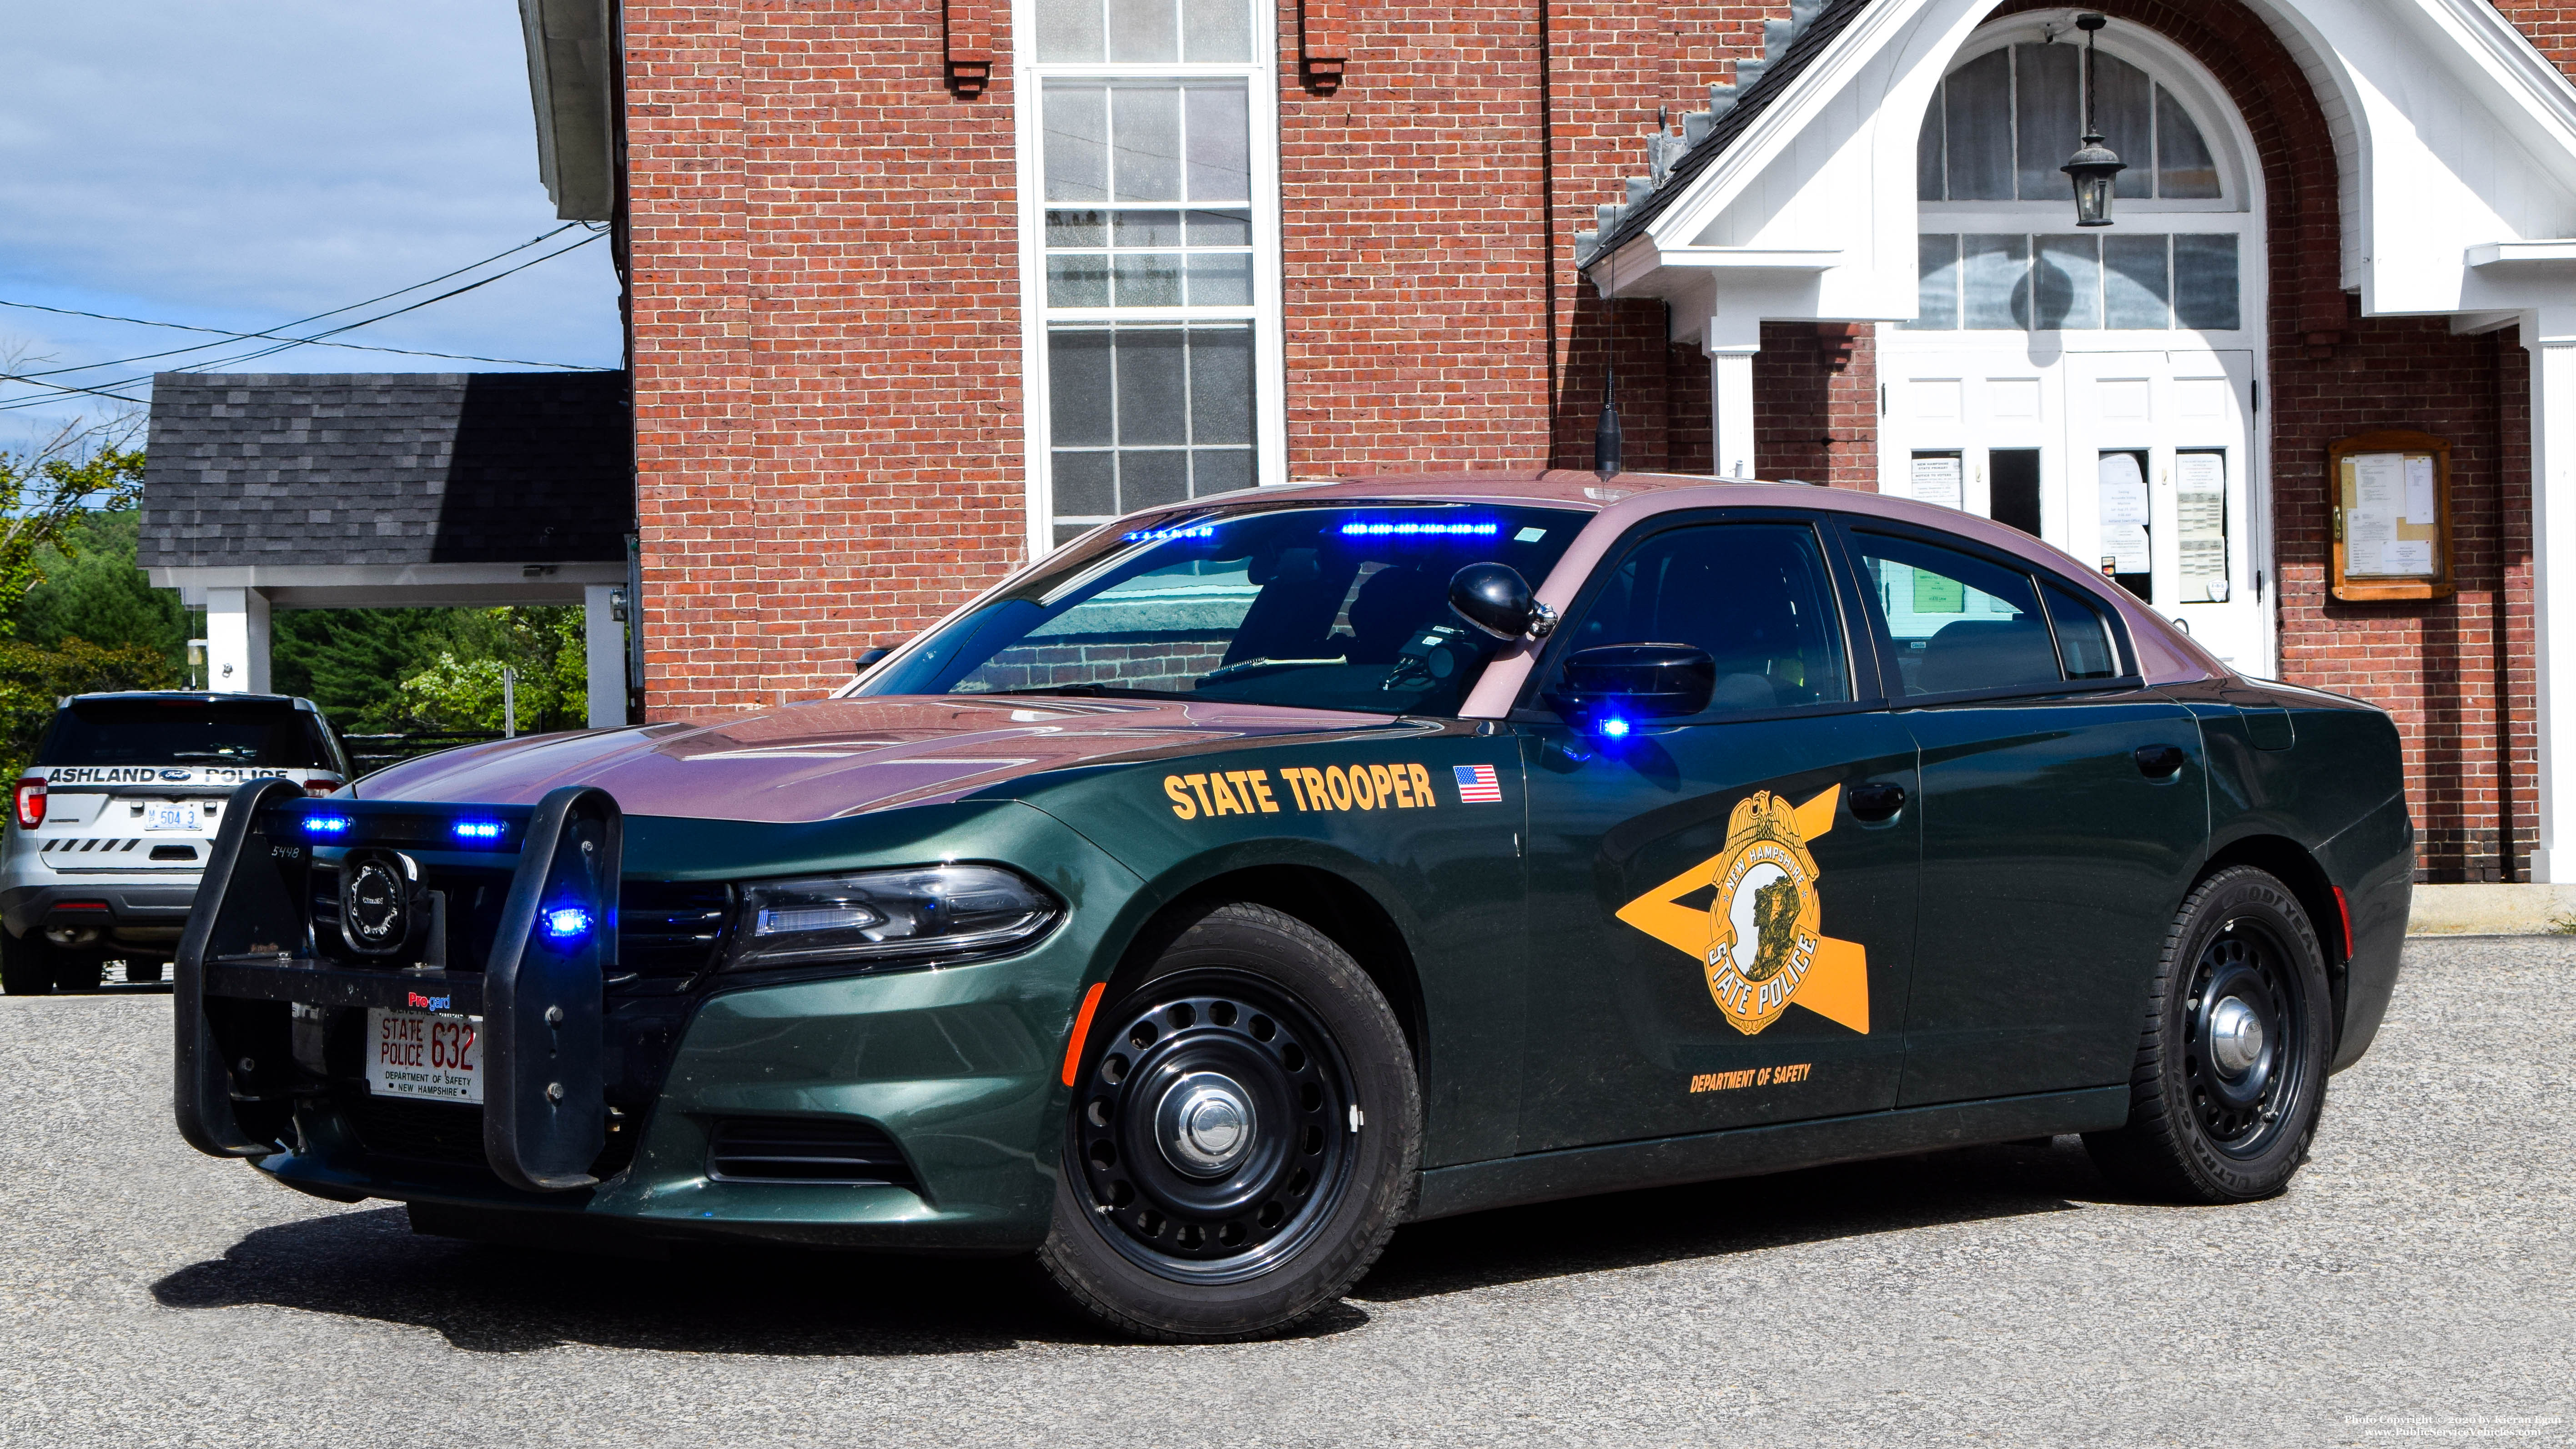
1879, 343, 2269, 673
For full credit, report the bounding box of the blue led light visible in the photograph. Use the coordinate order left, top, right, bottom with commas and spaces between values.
1122, 524, 1217, 542
304, 813, 355, 837
1338, 521, 1501, 538
540, 906, 594, 941
452, 819, 506, 843
1596, 716, 1632, 739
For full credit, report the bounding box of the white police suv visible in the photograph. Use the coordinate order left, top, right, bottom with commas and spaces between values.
3, 693, 351, 993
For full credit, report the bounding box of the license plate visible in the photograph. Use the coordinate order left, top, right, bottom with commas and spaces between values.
366, 1008, 484, 1104
144, 802, 200, 831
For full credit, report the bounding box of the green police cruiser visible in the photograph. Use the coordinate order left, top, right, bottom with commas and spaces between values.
174, 472, 2412, 1341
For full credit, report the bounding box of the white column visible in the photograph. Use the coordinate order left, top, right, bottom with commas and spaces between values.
583, 584, 628, 730
1705, 326, 1761, 480
204, 588, 271, 694
2529, 312, 2576, 881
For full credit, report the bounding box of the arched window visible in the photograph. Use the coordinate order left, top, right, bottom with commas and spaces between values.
1907, 37, 2248, 334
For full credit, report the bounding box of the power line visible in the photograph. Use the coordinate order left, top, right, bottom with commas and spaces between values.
0, 300, 608, 370
10, 222, 592, 379
0, 231, 611, 413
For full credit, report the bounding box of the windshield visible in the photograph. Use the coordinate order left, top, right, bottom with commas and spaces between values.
36, 699, 338, 770
860, 503, 1588, 714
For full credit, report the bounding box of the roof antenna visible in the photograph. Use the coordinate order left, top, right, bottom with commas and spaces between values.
1594, 365, 1624, 478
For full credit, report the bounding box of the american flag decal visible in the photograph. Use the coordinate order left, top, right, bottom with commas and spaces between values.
1453, 763, 1503, 804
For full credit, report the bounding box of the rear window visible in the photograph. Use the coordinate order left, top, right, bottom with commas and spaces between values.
35, 700, 337, 770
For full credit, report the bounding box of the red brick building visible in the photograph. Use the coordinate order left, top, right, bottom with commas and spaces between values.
510, 0, 2576, 885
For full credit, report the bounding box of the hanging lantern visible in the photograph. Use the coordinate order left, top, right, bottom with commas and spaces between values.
2060, 14, 2126, 227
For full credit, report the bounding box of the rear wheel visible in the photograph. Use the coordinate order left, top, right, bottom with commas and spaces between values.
50, 951, 104, 993
2084, 865, 2333, 1203
1, 930, 54, 996
1038, 902, 1419, 1342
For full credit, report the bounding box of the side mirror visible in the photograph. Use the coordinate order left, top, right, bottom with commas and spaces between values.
1449, 563, 1558, 641
1543, 644, 1716, 724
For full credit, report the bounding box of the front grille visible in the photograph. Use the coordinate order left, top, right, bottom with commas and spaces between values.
618, 880, 731, 978
707, 1117, 917, 1187
346, 1096, 486, 1167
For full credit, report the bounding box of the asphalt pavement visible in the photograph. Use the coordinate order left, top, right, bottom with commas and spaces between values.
1, 938, 2567, 1448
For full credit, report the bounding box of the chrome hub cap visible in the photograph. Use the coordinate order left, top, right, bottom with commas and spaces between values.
1159, 1072, 1256, 1176
2208, 996, 2264, 1076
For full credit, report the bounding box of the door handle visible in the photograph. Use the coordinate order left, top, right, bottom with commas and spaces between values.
1849, 781, 1907, 821
2134, 744, 2187, 779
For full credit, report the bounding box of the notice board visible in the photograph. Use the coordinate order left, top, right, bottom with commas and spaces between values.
2329, 429, 2453, 602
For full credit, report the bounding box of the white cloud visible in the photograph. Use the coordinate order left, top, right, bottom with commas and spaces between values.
0, 0, 621, 445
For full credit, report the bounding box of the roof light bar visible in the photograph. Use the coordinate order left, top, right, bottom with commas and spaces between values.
1338, 521, 1501, 537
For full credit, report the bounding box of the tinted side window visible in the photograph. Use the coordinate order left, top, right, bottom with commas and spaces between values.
2042, 582, 2122, 679
1563, 523, 1850, 713
1854, 533, 2059, 697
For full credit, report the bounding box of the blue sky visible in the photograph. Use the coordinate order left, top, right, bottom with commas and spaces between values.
0, 0, 623, 450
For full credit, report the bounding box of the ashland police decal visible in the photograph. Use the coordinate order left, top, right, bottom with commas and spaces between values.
1613, 785, 1872, 1036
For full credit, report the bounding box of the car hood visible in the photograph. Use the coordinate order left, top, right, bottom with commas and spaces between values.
350, 695, 1402, 823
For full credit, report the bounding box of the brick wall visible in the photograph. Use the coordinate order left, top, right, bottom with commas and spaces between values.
624, 0, 1026, 717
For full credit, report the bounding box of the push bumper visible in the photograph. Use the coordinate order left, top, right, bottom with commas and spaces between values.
216, 795, 1141, 1253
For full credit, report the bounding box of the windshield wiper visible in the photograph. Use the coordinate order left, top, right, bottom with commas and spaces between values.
986, 684, 1195, 700
167, 751, 252, 761
1196, 655, 1346, 685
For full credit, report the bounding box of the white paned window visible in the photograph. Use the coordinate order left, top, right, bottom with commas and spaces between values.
1020, 0, 1281, 550
1908, 37, 2250, 338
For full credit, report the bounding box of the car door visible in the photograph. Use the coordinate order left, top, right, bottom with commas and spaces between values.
1835, 523, 2209, 1106
1514, 513, 1920, 1152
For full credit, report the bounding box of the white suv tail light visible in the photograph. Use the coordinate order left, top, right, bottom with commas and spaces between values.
13, 778, 44, 830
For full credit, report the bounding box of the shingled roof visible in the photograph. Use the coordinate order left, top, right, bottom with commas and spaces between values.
141, 371, 629, 570
1576, 0, 1874, 267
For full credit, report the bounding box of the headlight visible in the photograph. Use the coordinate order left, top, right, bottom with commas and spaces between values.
724, 864, 1060, 973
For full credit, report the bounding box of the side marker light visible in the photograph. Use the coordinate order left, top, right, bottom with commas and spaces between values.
1061, 981, 1108, 1088
2331, 885, 2354, 960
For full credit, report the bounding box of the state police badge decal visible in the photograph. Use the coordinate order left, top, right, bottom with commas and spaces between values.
1614, 784, 1872, 1036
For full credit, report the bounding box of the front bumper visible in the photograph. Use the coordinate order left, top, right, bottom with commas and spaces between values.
202, 793, 1143, 1252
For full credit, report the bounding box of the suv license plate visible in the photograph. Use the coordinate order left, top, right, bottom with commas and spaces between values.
365, 1008, 484, 1104
145, 802, 200, 831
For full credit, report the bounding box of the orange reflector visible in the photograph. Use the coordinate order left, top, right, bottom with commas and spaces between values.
1060, 981, 1107, 1088
2331, 885, 2355, 960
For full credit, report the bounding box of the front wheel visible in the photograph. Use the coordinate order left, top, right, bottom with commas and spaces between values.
2084, 865, 2334, 1203
1038, 902, 1420, 1342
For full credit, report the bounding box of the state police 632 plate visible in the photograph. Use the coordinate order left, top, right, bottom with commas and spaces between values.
365, 1008, 483, 1104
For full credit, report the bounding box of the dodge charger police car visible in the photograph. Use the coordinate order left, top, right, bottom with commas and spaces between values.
172, 473, 2410, 1341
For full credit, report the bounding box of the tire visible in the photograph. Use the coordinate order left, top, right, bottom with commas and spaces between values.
2084, 865, 2334, 1203
1, 930, 54, 996
1037, 901, 1421, 1342
50, 952, 105, 993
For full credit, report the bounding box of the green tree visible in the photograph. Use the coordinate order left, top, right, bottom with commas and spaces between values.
272, 609, 458, 730
10, 509, 194, 669
397, 607, 587, 733
0, 421, 146, 630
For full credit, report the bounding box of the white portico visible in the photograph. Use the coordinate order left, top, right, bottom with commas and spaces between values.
1578, 0, 2576, 883
139, 371, 638, 731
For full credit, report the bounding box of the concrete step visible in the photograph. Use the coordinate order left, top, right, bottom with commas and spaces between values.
2406, 883, 2576, 937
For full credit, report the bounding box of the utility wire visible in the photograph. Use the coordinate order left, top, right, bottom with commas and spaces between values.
10, 221, 590, 379
0, 301, 605, 370
0, 231, 610, 413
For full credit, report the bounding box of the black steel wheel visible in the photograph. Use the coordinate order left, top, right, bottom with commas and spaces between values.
1039, 902, 1419, 1341
2086, 865, 2333, 1203
0, 929, 55, 996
